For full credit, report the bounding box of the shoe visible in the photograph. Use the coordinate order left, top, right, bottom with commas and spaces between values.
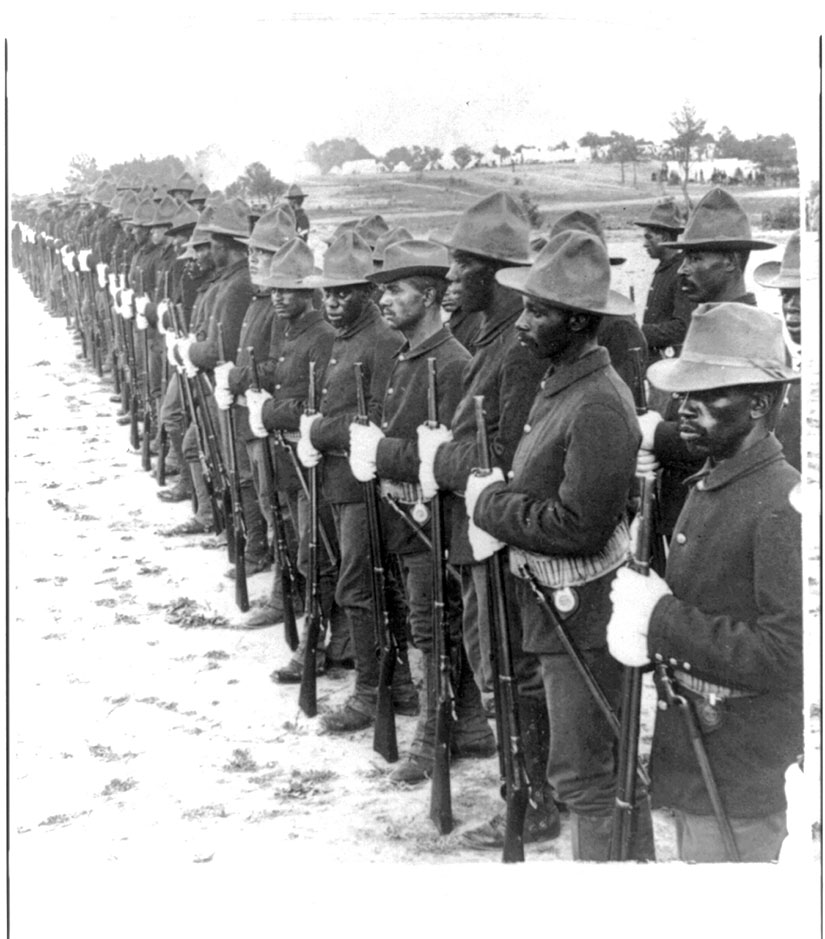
225, 557, 273, 579
271, 657, 325, 683
388, 754, 432, 786
236, 604, 284, 629
157, 483, 192, 503
109, 395, 122, 403
483, 695, 496, 718
160, 517, 215, 537
324, 655, 355, 671
461, 803, 561, 850
392, 690, 421, 717
451, 737, 498, 759
320, 700, 375, 734
158, 462, 180, 478
116, 414, 133, 426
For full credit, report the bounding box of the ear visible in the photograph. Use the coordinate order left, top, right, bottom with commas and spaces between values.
749, 387, 782, 419
567, 312, 591, 334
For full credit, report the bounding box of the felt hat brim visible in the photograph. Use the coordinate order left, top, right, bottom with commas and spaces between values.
432, 233, 531, 266
496, 267, 635, 317
660, 237, 776, 251
367, 264, 449, 284
648, 355, 799, 392
753, 260, 800, 289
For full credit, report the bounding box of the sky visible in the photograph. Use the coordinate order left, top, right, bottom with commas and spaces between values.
6, 5, 821, 194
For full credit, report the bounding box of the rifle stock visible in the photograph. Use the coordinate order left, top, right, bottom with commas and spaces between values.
355, 362, 398, 764
473, 395, 528, 863
139, 271, 152, 472
249, 348, 300, 651
427, 358, 453, 834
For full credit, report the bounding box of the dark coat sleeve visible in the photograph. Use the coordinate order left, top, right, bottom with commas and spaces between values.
189, 276, 253, 370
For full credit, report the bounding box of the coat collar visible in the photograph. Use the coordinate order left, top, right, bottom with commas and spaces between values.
475, 284, 522, 347
685, 433, 785, 492
285, 307, 325, 339
337, 301, 382, 340
395, 326, 454, 362
216, 257, 248, 282
540, 346, 611, 397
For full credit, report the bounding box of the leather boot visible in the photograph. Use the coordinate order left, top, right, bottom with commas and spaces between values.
390, 649, 420, 716
157, 433, 193, 501
571, 813, 614, 862
451, 643, 497, 758
190, 461, 215, 528
320, 691, 376, 733
240, 482, 269, 563
628, 796, 657, 862
389, 652, 437, 785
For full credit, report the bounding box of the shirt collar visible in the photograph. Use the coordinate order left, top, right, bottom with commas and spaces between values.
540, 346, 611, 397
684, 434, 785, 492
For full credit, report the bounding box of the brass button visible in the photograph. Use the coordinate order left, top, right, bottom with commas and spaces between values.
654, 653, 663, 662
683, 662, 691, 671
675, 533, 687, 545
669, 657, 677, 666
524, 423, 531, 433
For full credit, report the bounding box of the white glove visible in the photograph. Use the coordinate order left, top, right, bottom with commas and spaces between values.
297, 413, 322, 467
464, 467, 505, 519
77, 249, 92, 272
468, 519, 505, 562
247, 388, 272, 438
637, 410, 663, 451
215, 386, 233, 410
607, 566, 672, 667
214, 361, 233, 392
108, 274, 118, 299
349, 421, 385, 482
636, 449, 661, 476
120, 288, 134, 319
63, 251, 77, 272
417, 423, 452, 498
136, 308, 149, 331
165, 330, 178, 366
118, 273, 127, 291
96, 261, 108, 288
156, 300, 169, 334
177, 337, 198, 378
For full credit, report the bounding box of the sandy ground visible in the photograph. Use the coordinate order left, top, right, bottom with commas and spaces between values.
6, 232, 821, 936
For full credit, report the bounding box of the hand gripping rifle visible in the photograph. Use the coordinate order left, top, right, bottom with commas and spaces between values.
139, 270, 153, 473
217, 319, 249, 612
155, 272, 171, 487
427, 358, 453, 834
473, 395, 529, 863
122, 264, 142, 452
298, 361, 323, 717
248, 348, 300, 652
355, 361, 398, 764
609, 346, 659, 862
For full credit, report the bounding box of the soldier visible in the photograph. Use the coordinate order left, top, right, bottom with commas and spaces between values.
417, 192, 560, 846
636, 188, 775, 542
754, 231, 802, 470
215, 207, 301, 626
297, 232, 419, 732
608, 302, 801, 862
468, 230, 654, 859
245, 237, 352, 668
285, 183, 310, 241
632, 198, 694, 370
177, 199, 270, 575
348, 239, 496, 783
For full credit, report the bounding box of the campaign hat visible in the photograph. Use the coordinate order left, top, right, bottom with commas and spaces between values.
648, 302, 799, 391
496, 230, 635, 316
286, 182, 306, 200
237, 206, 296, 251
633, 198, 685, 232
545, 210, 625, 265
166, 203, 200, 237
262, 237, 320, 289
201, 197, 252, 240
354, 214, 390, 248
304, 231, 374, 287
436, 191, 531, 265
754, 231, 801, 289
660, 187, 775, 251
117, 190, 140, 223
146, 195, 180, 228
190, 182, 211, 203
372, 226, 414, 265
322, 218, 359, 245
170, 172, 197, 195
368, 240, 449, 284
131, 198, 158, 227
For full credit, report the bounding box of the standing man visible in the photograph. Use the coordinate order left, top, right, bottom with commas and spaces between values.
608, 302, 801, 862
285, 183, 310, 241
636, 188, 775, 541
349, 240, 495, 783
754, 231, 802, 470
633, 198, 694, 370
468, 230, 652, 860
418, 192, 559, 846
299, 232, 418, 732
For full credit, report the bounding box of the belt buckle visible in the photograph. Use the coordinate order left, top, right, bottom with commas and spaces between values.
551, 586, 579, 618
411, 500, 430, 524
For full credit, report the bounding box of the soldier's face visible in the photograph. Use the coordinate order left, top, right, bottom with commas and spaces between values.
447, 251, 494, 314
248, 247, 273, 281
210, 237, 229, 268
379, 279, 428, 334
780, 289, 801, 344
515, 297, 573, 359
441, 280, 463, 315
132, 226, 148, 245
676, 387, 756, 461
678, 250, 733, 302
642, 227, 669, 259
323, 285, 368, 329
272, 288, 312, 321
195, 244, 214, 272
150, 226, 167, 246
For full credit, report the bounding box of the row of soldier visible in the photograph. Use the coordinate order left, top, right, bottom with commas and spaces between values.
11, 178, 804, 862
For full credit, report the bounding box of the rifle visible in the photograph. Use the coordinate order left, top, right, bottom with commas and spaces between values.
169, 302, 226, 535
156, 271, 171, 487
473, 395, 529, 862
139, 269, 153, 472
217, 319, 249, 612
427, 358, 453, 834
248, 347, 300, 651
354, 361, 398, 764
298, 361, 323, 717
121, 263, 142, 449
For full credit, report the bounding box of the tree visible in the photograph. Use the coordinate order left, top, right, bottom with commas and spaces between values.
384, 146, 413, 170
578, 132, 611, 160
305, 137, 374, 174
492, 144, 511, 165
714, 125, 743, 159
666, 102, 708, 207
66, 153, 99, 189
230, 162, 286, 205
106, 154, 187, 185
451, 145, 474, 169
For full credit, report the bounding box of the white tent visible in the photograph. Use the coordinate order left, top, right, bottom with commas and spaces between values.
392, 161, 411, 173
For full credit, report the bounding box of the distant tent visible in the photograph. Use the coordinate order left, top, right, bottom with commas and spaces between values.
393, 161, 411, 173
